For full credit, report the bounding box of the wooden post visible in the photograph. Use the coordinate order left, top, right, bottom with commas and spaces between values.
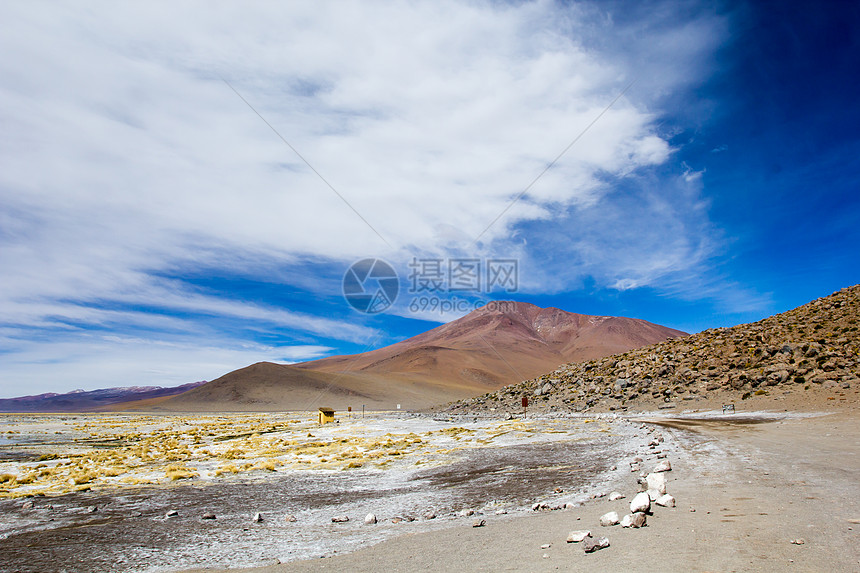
521, 396, 528, 418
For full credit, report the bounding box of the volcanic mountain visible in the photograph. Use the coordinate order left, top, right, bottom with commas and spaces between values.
160, 301, 686, 412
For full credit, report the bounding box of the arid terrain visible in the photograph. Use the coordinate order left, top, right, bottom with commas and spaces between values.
445, 285, 860, 415
156, 302, 685, 412
0, 287, 858, 572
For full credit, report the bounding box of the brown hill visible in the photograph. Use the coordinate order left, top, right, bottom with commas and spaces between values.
156, 301, 685, 412
445, 285, 860, 414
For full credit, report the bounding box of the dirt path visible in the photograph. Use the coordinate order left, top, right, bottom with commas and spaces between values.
186, 410, 860, 572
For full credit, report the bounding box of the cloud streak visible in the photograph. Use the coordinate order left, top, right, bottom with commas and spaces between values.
0, 1, 733, 394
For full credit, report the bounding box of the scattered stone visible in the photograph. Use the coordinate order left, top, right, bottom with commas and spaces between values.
790, 538, 805, 545
620, 512, 647, 528
656, 453, 668, 459
630, 492, 651, 514
656, 494, 676, 508
253, 512, 263, 523
567, 530, 591, 543
21, 500, 35, 510
459, 508, 475, 517
599, 511, 620, 526
364, 513, 377, 525
540, 543, 551, 549
564, 503, 578, 510
608, 491, 625, 501
654, 460, 672, 473
331, 515, 349, 523
201, 513, 216, 520
583, 536, 610, 553
472, 519, 486, 527
610, 465, 617, 471
391, 517, 403, 524
424, 511, 437, 519
86, 506, 97, 513
165, 510, 179, 518
647, 470, 667, 495
284, 514, 297, 522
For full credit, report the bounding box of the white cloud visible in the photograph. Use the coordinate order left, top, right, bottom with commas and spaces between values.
0, 1, 730, 393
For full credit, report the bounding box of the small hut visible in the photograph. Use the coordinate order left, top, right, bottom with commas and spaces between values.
317, 407, 335, 425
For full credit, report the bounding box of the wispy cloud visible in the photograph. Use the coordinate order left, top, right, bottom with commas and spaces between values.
0, 1, 735, 393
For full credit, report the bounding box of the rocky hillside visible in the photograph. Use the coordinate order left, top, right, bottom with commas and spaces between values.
442, 285, 860, 414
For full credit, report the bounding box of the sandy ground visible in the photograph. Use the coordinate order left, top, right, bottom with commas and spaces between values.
184, 408, 860, 573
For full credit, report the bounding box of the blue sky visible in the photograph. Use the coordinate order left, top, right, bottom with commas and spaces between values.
1, 1, 859, 397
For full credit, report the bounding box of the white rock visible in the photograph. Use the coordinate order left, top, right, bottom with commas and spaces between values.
655, 494, 675, 507
567, 530, 591, 543
608, 491, 625, 501
331, 515, 349, 523
630, 492, 651, 514
647, 489, 661, 501
424, 511, 437, 519
458, 508, 475, 517
646, 472, 667, 495
252, 512, 263, 523
599, 511, 620, 526
493, 509, 507, 515
620, 512, 647, 528
364, 513, 377, 525
540, 543, 551, 549
472, 519, 486, 527
165, 509, 179, 518
284, 514, 297, 522
654, 460, 672, 472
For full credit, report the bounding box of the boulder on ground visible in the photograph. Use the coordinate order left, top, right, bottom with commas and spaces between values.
331, 515, 349, 523
599, 511, 620, 526
655, 494, 676, 507
567, 530, 591, 543
654, 460, 672, 472
608, 491, 625, 501
630, 492, 651, 514
364, 513, 377, 525
620, 512, 647, 528
646, 472, 667, 495
583, 536, 610, 553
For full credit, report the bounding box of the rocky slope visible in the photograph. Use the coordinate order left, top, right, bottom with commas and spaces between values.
442, 285, 860, 414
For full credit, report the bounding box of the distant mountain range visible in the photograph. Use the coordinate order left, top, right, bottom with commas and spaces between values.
158, 301, 686, 412
0, 382, 206, 413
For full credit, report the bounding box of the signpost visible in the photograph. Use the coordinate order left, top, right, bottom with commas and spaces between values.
522, 396, 528, 418
348, 406, 352, 418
